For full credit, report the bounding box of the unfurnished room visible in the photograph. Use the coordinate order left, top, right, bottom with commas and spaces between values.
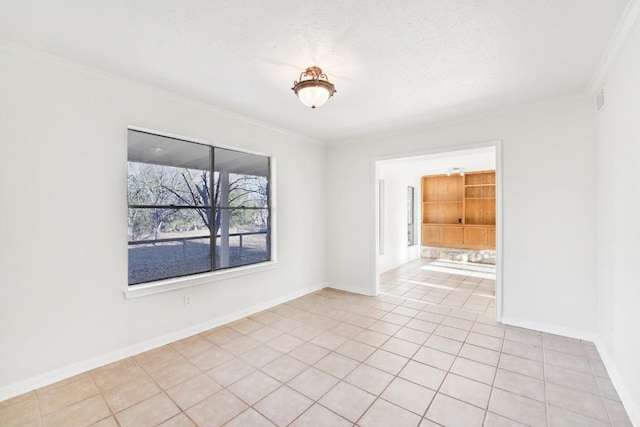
0, 1, 639, 426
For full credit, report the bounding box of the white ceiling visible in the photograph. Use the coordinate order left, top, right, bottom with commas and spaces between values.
0, 0, 630, 142
379, 147, 496, 178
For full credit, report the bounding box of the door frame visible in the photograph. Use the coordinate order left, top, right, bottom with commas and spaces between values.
372, 140, 503, 322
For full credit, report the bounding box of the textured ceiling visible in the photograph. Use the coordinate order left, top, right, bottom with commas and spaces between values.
0, 0, 630, 142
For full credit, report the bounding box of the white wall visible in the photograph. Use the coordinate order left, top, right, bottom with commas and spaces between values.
3, 34, 636, 420
0, 44, 327, 396
327, 97, 598, 337
377, 164, 421, 273
377, 150, 495, 273
595, 23, 640, 424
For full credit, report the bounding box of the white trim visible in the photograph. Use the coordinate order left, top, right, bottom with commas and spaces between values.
494, 140, 504, 322
268, 157, 278, 264
0, 283, 326, 402
127, 125, 271, 157
330, 94, 589, 146
327, 284, 375, 297
124, 261, 279, 299
588, 0, 640, 95
371, 142, 497, 164
124, 128, 278, 298
372, 162, 381, 296
378, 179, 385, 256
500, 316, 596, 342
594, 339, 640, 426
0, 39, 322, 146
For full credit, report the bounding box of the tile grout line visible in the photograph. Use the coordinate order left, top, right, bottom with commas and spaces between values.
484, 321, 511, 426
13, 258, 631, 427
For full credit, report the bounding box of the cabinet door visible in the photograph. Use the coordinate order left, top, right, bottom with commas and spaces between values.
486, 227, 496, 247
422, 225, 441, 245
464, 227, 487, 247
442, 226, 464, 246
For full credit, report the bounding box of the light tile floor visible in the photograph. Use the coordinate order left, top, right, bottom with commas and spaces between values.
0, 258, 633, 426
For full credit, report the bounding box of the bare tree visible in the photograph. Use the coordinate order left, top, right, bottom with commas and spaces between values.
128, 162, 268, 241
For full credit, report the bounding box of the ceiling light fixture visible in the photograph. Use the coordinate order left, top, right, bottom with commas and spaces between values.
292, 66, 336, 109
447, 167, 464, 176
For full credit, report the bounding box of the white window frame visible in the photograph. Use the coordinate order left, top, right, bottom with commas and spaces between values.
408, 186, 416, 246
124, 126, 277, 299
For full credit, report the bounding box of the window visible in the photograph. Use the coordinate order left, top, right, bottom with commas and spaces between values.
407, 186, 415, 246
127, 130, 270, 285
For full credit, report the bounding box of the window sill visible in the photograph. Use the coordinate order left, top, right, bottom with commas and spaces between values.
123, 261, 278, 299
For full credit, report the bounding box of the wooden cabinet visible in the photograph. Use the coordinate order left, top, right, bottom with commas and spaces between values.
422, 175, 463, 224
421, 225, 495, 249
487, 227, 496, 247
422, 225, 442, 245
464, 227, 487, 246
421, 171, 495, 250
464, 172, 496, 226
442, 226, 464, 246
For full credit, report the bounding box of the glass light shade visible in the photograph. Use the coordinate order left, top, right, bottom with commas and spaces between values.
297, 85, 331, 108
292, 66, 336, 108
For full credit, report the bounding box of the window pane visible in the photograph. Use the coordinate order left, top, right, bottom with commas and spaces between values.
128, 163, 211, 207
127, 130, 271, 285
128, 130, 211, 207
128, 130, 210, 170
128, 208, 211, 284
408, 186, 415, 246
214, 148, 269, 208
214, 208, 269, 268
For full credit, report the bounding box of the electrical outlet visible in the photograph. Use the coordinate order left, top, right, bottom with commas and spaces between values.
184, 295, 192, 307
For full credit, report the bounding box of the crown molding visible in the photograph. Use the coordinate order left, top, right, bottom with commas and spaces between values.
329, 93, 590, 146
0, 39, 324, 146
588, 0, 640, 95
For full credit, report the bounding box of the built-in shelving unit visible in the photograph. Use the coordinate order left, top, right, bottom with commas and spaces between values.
421, 171, 495, 249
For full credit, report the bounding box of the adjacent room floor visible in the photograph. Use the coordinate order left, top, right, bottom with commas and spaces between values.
0, 258, 632, 426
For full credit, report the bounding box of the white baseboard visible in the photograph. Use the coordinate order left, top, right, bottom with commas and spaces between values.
495, 317, 640, 424
594, 339, 640, 427
0, 283, 326, 402
326, 283, 375, 297
500, 316, 597, 342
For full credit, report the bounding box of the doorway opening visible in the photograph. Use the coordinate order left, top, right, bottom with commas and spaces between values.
373, 142, 502, 321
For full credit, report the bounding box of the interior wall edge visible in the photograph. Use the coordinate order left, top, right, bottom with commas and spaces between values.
0, 283, 327, 402
326, 285, 375, 298
328, 93, 591, 147
0, 39, 322, 146
499, 316, 597, 343
587, 0, 640, 95
594, 338, 640, 426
